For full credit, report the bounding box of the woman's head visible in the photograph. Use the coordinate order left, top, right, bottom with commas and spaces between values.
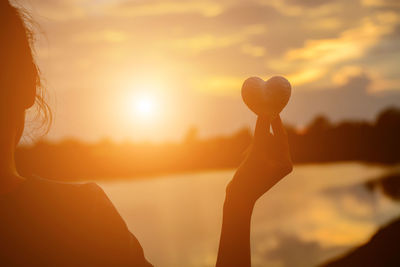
0, 0, 51, 143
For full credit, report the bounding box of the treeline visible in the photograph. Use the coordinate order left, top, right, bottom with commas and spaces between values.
289, 107, 400, 164
16, 107, 400, 181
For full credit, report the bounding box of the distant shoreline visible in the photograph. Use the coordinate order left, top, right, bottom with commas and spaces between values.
16, 107, 400, 182
31, 161, 399, 182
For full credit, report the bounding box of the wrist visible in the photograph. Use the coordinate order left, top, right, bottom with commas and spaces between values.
225, 181, 257, 211
224, 193, 255, 215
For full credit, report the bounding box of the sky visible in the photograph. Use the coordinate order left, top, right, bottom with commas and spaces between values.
14, 0, 400, 142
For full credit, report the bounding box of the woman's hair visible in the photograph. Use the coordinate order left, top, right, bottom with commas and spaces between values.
0, 0, 52, 134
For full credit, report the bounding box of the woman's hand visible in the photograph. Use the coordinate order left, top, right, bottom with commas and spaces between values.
216, 115, 292, 267
226, 115, 293, 206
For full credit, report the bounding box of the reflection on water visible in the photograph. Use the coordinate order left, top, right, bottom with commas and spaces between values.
99, 163, 400, 267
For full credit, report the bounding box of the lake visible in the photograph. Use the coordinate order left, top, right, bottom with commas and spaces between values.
99, 162, 400, 267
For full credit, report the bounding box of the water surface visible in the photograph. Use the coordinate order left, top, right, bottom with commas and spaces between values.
100, 163, 400, 267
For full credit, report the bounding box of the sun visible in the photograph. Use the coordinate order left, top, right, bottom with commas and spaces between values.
135, 96, 155, 116
124, 79, 165, 122
129, 92, 159, 121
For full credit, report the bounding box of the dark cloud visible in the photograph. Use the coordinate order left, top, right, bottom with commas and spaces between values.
265, 233, 348, 267
366, 171, 400, 201
216, 3, 280, 25
321, 181, 381, 221
322, 183, 376, 205
285, 0, 330, 8
188, 45, 271, 76
367, 25, 400, 57
284, 74, 400, 126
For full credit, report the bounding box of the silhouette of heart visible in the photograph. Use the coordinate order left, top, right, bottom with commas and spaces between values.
241, 76, 291, 118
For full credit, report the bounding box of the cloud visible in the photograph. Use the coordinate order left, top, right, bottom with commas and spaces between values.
16, 0, 400, 141
73, 30, 129, 43
285, 0, 331, 8
287, 68, 327, 86
168, 24, 266, 53
259, 0, 343, 17
331, 66, 364, 86
108, 1, 224, 18
284, 73, 400, 126
322, 182, 378, 219
241, 43, 266, 57
195, 76, 244, 94
306, 18, 343, 31
263, 233, 348, 267
286, 12, 399, 63
267, 11, 400, 86
216, 2, 281, 25
361, 0, 400, 7
16, 0, 87, 21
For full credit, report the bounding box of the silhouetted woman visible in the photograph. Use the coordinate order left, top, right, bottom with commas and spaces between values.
0, 1, 292, 266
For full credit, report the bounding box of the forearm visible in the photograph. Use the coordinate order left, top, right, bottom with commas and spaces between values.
216, 195, 255, 267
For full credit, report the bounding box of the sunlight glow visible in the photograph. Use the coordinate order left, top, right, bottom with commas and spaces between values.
123, 77, 167, 126
134, 95, 156, 118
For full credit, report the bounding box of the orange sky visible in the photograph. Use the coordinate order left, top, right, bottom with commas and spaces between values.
16, 0, 400, 142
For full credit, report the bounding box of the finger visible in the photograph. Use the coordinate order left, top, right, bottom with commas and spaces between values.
254, 116, 270, 144
271, 116, 287, 141
271, 116, 291, 159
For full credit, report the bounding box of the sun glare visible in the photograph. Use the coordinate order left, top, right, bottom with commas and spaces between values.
124, 79, 165, 123
133, 94, 157, 120
136, 96, 155, 116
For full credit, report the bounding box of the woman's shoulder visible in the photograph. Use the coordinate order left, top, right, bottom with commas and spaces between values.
17, 176, 110, 217
19, 176, 127, 241
25, 175, 104, 199
24, 176, 152, 265
24, 176, 129, 228
9, 176, 152, 266
26, 175, 99, 190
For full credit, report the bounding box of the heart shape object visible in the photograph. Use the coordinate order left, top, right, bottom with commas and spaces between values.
241, 76, 291, 118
